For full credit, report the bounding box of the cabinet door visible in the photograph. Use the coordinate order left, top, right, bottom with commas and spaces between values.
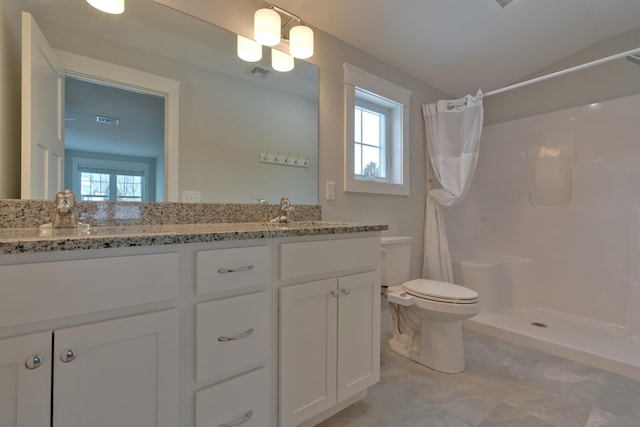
279, 279, 338, 427
337, 271, 381, 402
53, 309, 180, 427
0, 332, 51, 427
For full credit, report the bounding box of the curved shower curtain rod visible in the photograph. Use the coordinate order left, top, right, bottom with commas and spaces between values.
446, 46, 640, 109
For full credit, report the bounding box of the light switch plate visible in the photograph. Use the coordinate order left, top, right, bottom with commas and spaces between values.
326, 182, 336, 201
182, 191, 201, 202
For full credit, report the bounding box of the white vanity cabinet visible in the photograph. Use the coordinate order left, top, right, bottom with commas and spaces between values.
277, 236, 381, 427
0, 331, 51, 427
192, 244, 272, 427
0, 310, 179, 427
52, 309, 180, 427
0, 251, 181, 427
0, 225, 383, 427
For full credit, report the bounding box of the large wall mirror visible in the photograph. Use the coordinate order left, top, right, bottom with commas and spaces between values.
21, 0, 319, 204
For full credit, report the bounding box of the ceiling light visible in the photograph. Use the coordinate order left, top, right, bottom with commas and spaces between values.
86, 0, 124, 14
237, 35, 262, 62
289, 25, 314, 59
272, 49, 294, 72
254, 8, 281, 47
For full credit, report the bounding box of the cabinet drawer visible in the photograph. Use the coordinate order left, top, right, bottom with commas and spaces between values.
0, 253, 179, 329
280, 236, 380, 280
195, 367, 270, 427
196, 246, 270, 295
196, 292, 269, 383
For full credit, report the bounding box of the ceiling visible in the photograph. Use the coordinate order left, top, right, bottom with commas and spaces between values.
273, 0, 640, 97
64, 77, 165, 158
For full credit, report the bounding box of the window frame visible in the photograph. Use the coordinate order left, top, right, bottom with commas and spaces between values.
344, 63, 411, 196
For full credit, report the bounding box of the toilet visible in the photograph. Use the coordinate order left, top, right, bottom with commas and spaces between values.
381, 236, 479, 373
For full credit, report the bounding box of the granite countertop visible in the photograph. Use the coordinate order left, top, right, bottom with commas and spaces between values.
0, 221, 388, 255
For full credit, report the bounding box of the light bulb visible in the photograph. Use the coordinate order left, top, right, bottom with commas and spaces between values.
290, 25, 314, 59
271, 49, 294, 72
254, 8, 281, 47
86, 0, 124, 14
237, 35, 262, 62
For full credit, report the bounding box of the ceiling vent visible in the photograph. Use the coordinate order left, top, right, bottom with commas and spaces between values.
96, 115, 120, 125
494, 0, 516, 8
248, 66, 270, 78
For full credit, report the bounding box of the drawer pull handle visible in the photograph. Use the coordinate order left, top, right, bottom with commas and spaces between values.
218, 328, 254, 342
25, 354, 43, 370
218, 265, 254, 274
218, 409, 253, 427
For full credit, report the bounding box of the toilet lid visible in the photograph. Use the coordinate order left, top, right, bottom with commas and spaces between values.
403, 279, 478, 304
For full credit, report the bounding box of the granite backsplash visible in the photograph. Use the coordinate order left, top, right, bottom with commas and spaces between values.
0, 200, 321, 229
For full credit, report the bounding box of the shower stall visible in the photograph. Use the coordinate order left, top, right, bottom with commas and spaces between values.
445, 92, 640, 380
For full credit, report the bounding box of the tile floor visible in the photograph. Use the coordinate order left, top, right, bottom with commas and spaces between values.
318, 329, 640, 426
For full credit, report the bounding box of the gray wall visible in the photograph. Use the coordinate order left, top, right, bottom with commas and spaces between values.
0, 0, 21, 199
484, 28, 640, 125
23, 19, 320, 205
6, 0, 637, 281
158, 0, 449, 279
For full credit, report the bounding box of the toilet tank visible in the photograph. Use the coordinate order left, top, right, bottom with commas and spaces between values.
380, 236, 413, 286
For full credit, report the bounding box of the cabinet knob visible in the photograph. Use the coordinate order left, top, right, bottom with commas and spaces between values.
25, 354, 43, 369
218, 409, 253, 427
341, 288, 351, 296
60, 349, 77, 363
330, 290, 339, 298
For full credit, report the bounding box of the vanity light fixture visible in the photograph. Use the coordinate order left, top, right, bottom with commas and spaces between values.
238, 4, 314, 71
289, 24, 314, 59
271, 49, 294, 72
254, 7, 281, 47
237, 35, 262, 62
86, 0, 124, 14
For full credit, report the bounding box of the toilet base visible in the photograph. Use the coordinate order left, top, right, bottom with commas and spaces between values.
389, 317, 467, 374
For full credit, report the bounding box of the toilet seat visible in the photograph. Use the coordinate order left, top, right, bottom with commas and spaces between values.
403, 279, 478, 304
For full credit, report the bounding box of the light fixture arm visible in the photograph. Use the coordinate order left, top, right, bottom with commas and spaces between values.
268, 4, 303, 40
269, 5, 303, 25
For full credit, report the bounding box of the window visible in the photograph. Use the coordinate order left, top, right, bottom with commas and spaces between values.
80, 169, 144, 201
67, 152, 155, 202
344, 64, 411, 195
354, 102, 387, 179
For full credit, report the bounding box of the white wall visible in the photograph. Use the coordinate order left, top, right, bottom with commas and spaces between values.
0, 0, 21, 199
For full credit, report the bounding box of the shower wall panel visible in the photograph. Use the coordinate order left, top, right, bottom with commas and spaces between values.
445, 93, 640, 328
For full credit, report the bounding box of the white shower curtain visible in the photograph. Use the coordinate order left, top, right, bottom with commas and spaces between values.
422, 92, 484, 282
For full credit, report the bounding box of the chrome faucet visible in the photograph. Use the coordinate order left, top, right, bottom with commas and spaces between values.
53, 189, 77, 228
271, 196, 295, 223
